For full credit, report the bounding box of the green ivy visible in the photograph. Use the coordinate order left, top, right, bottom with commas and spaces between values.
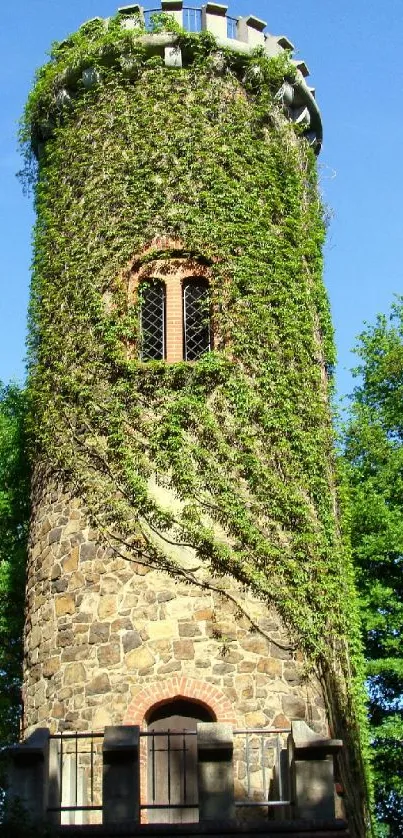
21, 13, 372, 836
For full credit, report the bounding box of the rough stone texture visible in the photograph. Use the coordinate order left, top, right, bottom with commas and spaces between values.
23, 477, 329, 739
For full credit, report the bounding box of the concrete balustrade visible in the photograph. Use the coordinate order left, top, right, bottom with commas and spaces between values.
7, 721, 344, 828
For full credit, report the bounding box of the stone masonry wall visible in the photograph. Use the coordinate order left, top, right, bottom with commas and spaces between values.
23, 476, 328, 740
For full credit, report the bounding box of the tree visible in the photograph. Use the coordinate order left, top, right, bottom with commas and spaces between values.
344, 300, 403, 836
0, 383, 30, 747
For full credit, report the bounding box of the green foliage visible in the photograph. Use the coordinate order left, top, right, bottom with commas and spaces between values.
0, 384, 30, 812
344, 300, 403, 836
0, 384, 29, 746
21, 18, 371, 835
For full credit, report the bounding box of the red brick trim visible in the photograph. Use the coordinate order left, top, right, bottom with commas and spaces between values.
124, 676, 236, 727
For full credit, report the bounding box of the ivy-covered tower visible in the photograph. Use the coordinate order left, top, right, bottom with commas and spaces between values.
18, 3, 369, 835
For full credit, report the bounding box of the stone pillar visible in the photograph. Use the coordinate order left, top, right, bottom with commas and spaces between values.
197, 722, 235, 821
102, 725, 140, 824
118, 5, 145, 29
202, 3, 228, 39
7, 728, 50, 822
237, 15, 267, 47
161, 0, 183, 26
289, 720, 343, 820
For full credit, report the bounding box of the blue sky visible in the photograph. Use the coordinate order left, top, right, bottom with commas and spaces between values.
1, 0, 402, 400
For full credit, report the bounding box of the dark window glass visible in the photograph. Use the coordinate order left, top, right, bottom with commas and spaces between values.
183, 280, 211, 361
139, 280, 165, 361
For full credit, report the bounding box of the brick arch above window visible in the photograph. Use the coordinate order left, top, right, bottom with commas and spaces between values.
123, 676, 236, 728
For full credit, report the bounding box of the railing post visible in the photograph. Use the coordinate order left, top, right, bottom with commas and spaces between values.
201, 3, 228, 39
288, 720, 343, 820
161, 0, 183, 26
6, 728, 50, 822
237, 15, 267, 47
197, 722, 235, 821
103, 725, 140, 824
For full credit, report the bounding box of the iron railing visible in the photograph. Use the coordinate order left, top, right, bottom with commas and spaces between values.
233, 728, 291, 811
143, 7, 239, 39
48, 731, 104, 825
47, 727, 290, 823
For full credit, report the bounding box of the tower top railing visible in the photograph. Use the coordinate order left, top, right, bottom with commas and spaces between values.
117, 3, 297, 59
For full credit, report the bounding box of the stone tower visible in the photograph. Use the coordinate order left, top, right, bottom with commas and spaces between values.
14, 4, 369, 836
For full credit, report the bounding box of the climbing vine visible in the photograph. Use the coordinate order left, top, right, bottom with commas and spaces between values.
21, 12, 372, 835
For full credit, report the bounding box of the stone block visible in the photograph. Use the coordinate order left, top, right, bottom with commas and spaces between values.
257, 657, 282, 676
64, 662, 86, 686
147, 618, 176, 640
98, 595, 117, 619
93, 707, 112, 729
157, 661, 181, 673
194, 607, 214, 620
63, 519, 81, 536
52, 578, 68, 593
178, 622, 202, 637
282, 696, 306, 719
101, 575, 120, 594
284, 663, 303, 685
237, 661, 255, 673
244, 710, 266, 728
122, 630, 142, 652
57, 629, 74, 647
212, 663, 235, 675
89, 622, 110, 644
273, 713, 290, 729
43, 657, 60, 678
63, 545, 79, 572
157, 591, 175, 602
125, 646, 154, 670
80, 542, 97, 561
86, 673, 110, 695
112, 617, 133, 631
270, 643, 293, 659
55, 593, 75, 617
61, 644, 92, 662
48, 527, 62, 545
98, 643, 121, 666
239, 635, 268, 655
68, 571, 85, 590
173, 639, 194, 659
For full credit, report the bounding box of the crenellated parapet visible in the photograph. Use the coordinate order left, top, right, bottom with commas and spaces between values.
28, 3, 322, 156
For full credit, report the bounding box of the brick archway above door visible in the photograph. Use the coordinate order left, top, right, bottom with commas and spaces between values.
124, 676, 236, 727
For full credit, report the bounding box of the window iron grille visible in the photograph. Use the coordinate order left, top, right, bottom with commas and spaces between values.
140, 280, 165, 361
183, 280, 211, 361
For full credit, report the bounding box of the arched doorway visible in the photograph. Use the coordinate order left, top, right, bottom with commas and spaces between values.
146, 698, 215, 823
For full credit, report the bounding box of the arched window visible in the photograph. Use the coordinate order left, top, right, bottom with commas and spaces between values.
139, 279, 165, 361
183, 279, 211, 361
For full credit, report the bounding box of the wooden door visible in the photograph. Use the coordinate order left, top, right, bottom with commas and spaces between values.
147, 714, 198, 823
